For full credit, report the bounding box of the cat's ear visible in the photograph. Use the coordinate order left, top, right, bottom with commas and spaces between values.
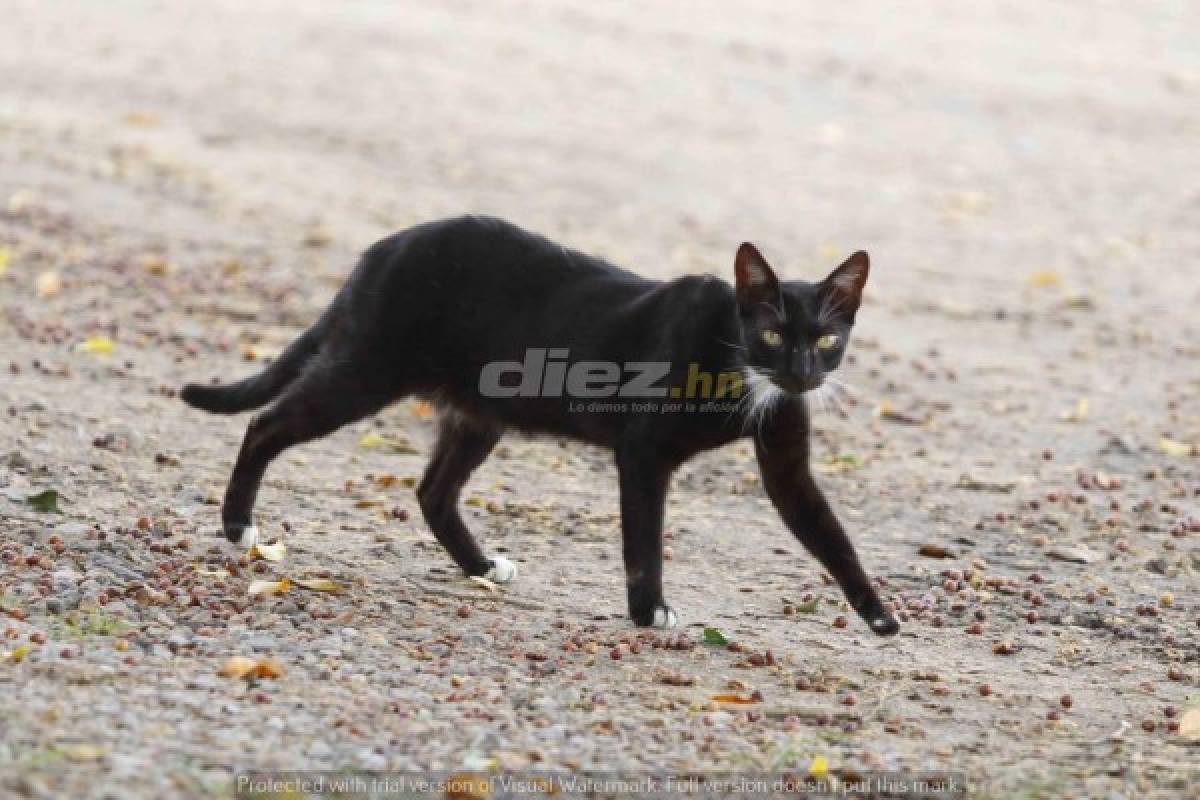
823, 250, 870, 316
734, 242, 781, 311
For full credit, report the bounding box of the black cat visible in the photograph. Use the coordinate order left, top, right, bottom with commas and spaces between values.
182, 215, 899, 635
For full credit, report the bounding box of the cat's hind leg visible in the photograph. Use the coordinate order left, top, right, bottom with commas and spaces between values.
220, 361, 395, 546
416, 412, 512, 581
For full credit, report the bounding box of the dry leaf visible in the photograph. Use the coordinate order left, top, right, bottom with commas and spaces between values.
134, 587, 168, 606
293, 577, 342, 593
219, 655, 258, 678
358, 432, 419, 454
354, 498, 386, 509
876, 400, 924, 426
250, 541, 287, 562
1026, 270, 1062, 289
918, 543, 955, 559
58, 743, 108, 762
468, 576, 499, 593
817, 242, 842, 260
1061, 397, 1089, 422
140, 253, 173, 275
711, 693, 760, 705
36, 270, 62, 297
248, 578, 291, 597
1179, 708, 1200, 740
303, 224, 332, 248
1160, 437, 1195, 458
219, 655, 284, 680
124, 110, 161, 128
251, 657, 285, 679
445, 772, 491, 800
359, 432, 387, 448
410, 400, 436, 419
76, 336, 116, 355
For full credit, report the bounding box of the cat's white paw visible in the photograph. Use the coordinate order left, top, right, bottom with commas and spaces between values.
227, 524, 259, 549
485, 556, 518, 583
652, 607, 678, 629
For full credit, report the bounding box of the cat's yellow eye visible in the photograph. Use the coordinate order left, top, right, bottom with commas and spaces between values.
760, 329, 783, 348
816, 333, 840, 350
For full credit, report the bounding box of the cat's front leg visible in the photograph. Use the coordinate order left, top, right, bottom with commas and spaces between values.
754, 399, 899, 636
615, 446, 677, 628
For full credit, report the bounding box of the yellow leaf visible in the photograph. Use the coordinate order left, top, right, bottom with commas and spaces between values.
468, 576, 498, 593
58, 743, 108, 762
817, 242, 842, 260
0, 246, 11, 277
1026, 270, 1062, 289
359, 432, 387, 448
76, 336, 116, 355
218, 655, 258, 678
219, 655, 284, 680
140, 254, 173, 275
36, 270, 61, 297
8, 645, 30, 663
711, 693, 759, 705
354, 498, 386, 509
1179, 708, 1200, 740
250, 541, 287, 562
247, 577, 291, 597
809, 754, 830, 778
1160, 437, 1195, 458
358, 432, 419, 454
445, 772, 491, 800
251, 657, 285, 679
124, 110, 161, 128
293, 577, 342, 593
1061, 397, 1089, 422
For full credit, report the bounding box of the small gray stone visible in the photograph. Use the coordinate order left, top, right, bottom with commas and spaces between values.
245, 634, 277, 651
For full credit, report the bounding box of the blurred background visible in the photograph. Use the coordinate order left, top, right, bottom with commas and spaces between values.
3, 0, 1196, 296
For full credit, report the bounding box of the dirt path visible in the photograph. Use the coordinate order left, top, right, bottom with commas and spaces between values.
1, 1, 1198, 797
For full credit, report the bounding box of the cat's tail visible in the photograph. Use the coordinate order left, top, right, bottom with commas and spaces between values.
181, 323, 324, 414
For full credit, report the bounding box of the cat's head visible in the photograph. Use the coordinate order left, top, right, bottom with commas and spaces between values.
733, 243, 869, 394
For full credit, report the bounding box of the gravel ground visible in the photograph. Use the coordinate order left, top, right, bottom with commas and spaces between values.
1, 1, 1198, 798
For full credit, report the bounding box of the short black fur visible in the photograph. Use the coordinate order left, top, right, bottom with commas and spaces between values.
182, 216, 899, 635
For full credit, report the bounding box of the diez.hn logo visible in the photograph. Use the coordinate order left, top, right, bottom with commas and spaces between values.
478, 348, 743, 401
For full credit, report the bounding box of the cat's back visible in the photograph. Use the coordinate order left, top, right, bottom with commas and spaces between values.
365, 215, 645, 291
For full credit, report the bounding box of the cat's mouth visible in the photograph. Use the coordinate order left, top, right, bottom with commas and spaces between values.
773, 375, 823, 394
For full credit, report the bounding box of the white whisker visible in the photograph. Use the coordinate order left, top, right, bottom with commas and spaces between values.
716, 337, 747, 352
738, 366, 787, 441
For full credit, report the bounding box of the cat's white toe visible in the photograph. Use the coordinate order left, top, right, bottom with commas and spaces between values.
232, 525, 259, 549
652, 607, 678, 629
485, 556, 518, 583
